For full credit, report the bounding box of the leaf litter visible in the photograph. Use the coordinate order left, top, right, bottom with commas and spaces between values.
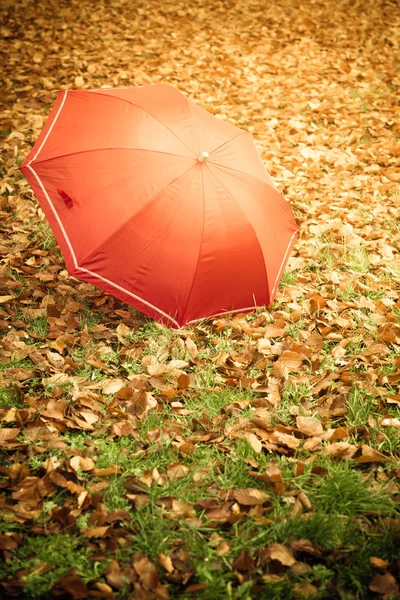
1, 0, 400, 598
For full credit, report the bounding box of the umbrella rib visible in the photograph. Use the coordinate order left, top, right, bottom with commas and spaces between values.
181, 167, 206, 323
30, 147, 196, 166
90, 90, 196, 156
206, 160, 278, 194
78, 163, 198, 266
208, 131, 247, 157
204, 165, 270, 301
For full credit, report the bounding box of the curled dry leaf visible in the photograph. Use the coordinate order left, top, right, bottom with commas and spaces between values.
70, 456, 95, 472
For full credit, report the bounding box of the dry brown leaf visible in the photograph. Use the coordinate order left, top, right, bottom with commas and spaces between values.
293, 583, 318, 598
356, 445, 387, 463
246, 433, 263, 454
266, 543, 296, 566
233, 488, 270, 506
167, 462, 189, 480
70, 456, 95, 472
370, 557, 390, 569
102, 379, 125, 395
158, 553, 174, 574
81, 526, 110, 538
113, 421, 136, 437
296, 416, 323, 437
369, 573, 399, 596
264, 324, 285, 339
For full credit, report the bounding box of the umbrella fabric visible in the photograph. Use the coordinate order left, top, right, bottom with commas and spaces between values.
20, 84, 298, 328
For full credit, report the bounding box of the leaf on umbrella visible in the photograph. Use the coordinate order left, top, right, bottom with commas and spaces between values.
233, 488, 269, 506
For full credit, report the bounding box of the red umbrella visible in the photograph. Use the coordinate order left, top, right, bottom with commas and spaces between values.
20, 84, 298, 328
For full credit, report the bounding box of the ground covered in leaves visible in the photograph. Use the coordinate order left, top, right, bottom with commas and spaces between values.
1, 0, 400, 598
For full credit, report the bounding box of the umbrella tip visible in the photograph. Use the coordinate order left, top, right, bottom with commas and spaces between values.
198, 151, 209, 163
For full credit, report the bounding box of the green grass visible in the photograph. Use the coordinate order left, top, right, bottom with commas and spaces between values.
0, 534, 107, 598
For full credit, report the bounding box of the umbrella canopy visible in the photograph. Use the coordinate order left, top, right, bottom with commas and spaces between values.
20, 84, 298, 328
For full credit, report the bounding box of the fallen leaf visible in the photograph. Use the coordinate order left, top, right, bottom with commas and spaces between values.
246, 433, 263, 454
232, 550, 254, 571
296, 416, 323, 437
70, 456, 95, 472
233, 488, 270, 506
370, 557, 390, 569
369, 572, 399, 596
265, 543, 296, 566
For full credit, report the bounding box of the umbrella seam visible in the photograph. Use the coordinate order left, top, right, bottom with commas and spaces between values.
29, 147, 196, 166
186, 229, 298, 325
204, 165, 271, 301
181, 166, 206, 324
208, 131, 247, 157
76, 267, 180, 327
27, 90, 68, 165
206, 160, 278, 195
269, 229, 299, 300
27, 165, 181, 328
88, 90, 196, 157
27, 165, 78, 269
